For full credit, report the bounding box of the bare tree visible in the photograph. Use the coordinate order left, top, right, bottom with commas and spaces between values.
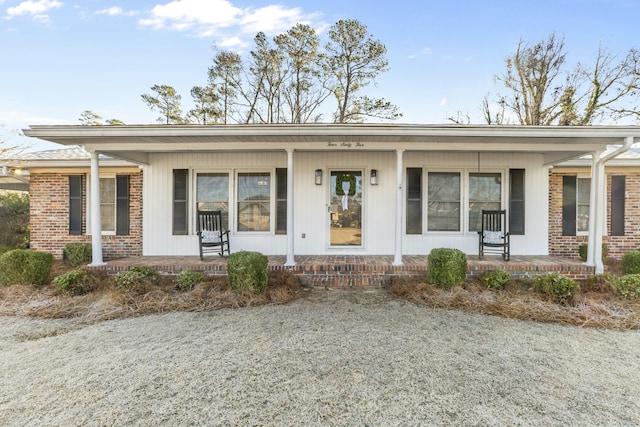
496, 33, 639, 125
208, 50, 242, 124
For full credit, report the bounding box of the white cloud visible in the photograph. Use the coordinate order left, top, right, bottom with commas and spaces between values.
138, 0, 323, 39
409, 47, 433, 59
440, 97, 447, 106
96, 6, 138, 17
6, 0, 63, 19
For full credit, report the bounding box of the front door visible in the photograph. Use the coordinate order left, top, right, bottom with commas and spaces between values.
329, 171, 362, 246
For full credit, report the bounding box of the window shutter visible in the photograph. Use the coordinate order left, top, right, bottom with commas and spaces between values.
611, 175, 625, 236
562, 176, 577, 236
116, 175, 130, 235
509, 169, 525, 235
69, 175, 83, 235
173, 169, 189, 235
276, 168, 287, 234
406, 168, 422, 234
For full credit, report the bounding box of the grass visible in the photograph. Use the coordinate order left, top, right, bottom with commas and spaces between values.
2, 259, 640, 330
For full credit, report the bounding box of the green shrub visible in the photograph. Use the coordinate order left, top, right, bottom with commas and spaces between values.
0, 249, 53, 286
578, 243, 609, 262
63, 243, 92, 266
0, 192, 29, 249
227, 251, 268, 293
115, 266, 159, 290
533, 273, 580, 305
613, 274, 640, 299
175, 269, 206, 291
427, 248, 467, 289
53, 268, 95, 296
622, 251, 640, 275
483, 269, 511, 289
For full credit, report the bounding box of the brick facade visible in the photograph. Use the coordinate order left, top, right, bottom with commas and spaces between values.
30, 171, 143, 260
549, 170, 640, 259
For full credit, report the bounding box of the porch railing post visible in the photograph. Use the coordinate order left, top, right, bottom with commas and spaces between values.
88, 150, 105, 266
285, 148, 295, 266
394, 149, 404, 266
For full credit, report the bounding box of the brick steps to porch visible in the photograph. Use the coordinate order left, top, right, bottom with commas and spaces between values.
92, 255, 595, 288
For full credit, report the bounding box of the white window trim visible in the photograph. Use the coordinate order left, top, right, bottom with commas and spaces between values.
425, 169, 464, 234
192, 169, 232, 235
86, 173, 117, 236
235, 169, 275, 235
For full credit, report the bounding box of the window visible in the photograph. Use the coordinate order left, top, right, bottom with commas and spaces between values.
173, 169, 189, 235
84, 175, 130, 235
196, 173, 229, 229
562, 175, 591, 235
237, 172, 270, 232
469, 173, 501, 232
406, 168, 422, 234
275, 168, 287, 234
428, 172, 460, 232
577, 178, 591, 233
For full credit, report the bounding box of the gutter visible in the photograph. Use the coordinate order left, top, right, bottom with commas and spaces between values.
587, 136, 635, 273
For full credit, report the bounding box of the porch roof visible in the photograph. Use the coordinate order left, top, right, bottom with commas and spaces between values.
23, 124, 640, 166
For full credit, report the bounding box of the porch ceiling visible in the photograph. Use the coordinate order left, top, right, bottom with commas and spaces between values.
23, 124, 640, 165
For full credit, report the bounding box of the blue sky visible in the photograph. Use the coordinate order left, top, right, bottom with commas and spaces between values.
1, 0, 638, 151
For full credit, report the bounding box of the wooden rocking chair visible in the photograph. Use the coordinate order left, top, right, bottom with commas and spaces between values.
197, 210, 230, 259
478, 209, 510, 260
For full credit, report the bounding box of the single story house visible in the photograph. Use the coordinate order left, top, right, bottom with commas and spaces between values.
15, 124, 640, 274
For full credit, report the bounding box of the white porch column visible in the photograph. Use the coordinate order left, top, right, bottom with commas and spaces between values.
285, 149, 295, 266
88, 150, 105, 266
586, 151, 602, 268
393, 149, 405, 266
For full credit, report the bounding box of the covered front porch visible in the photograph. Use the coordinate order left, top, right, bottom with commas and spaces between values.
89, 255, 595, 288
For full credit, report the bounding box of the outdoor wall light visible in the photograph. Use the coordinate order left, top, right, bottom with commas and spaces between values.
370, 169, 378, 185
315, 169, 323, 185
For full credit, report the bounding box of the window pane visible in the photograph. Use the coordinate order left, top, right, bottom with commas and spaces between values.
577, 178, 591, 232
237, 172, 270, 232
197, 173, 229, 229
100, 178, 116, 232
469, 173, 501, 232
428, 172, 460, 232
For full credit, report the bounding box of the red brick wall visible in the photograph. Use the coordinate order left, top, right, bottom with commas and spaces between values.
30, 171, 143, 260
549, 171, 640, 259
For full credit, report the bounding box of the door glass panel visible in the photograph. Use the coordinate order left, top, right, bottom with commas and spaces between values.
330, 171, 362, 246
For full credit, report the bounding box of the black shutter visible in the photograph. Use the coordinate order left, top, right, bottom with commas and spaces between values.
562, 176, 577, 236
611, 175, 625, 236
406, 168, 422, 234
173, 169, 189, 235
276, 168, 287, 234
116, 175, 130, 235
509, 169, 525, 235
69, 175, 83, 235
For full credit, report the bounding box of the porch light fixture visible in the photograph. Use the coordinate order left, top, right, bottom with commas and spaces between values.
370, 169, 378, 185
315, 169, 322, 185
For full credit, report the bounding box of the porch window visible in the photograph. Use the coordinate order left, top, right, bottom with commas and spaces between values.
428, 172, 460, 232
196, 173, 229, 229
468, 173, 501, 232
562, 175, 591, 235
237, 172, 270, 232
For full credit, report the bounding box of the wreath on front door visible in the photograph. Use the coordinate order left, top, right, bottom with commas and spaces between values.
335, 174, 356, 196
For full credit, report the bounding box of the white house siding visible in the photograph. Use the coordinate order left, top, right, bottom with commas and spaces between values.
143, 150, 549, 257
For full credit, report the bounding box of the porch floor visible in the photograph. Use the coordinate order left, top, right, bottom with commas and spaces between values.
92, 255, 595, 288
